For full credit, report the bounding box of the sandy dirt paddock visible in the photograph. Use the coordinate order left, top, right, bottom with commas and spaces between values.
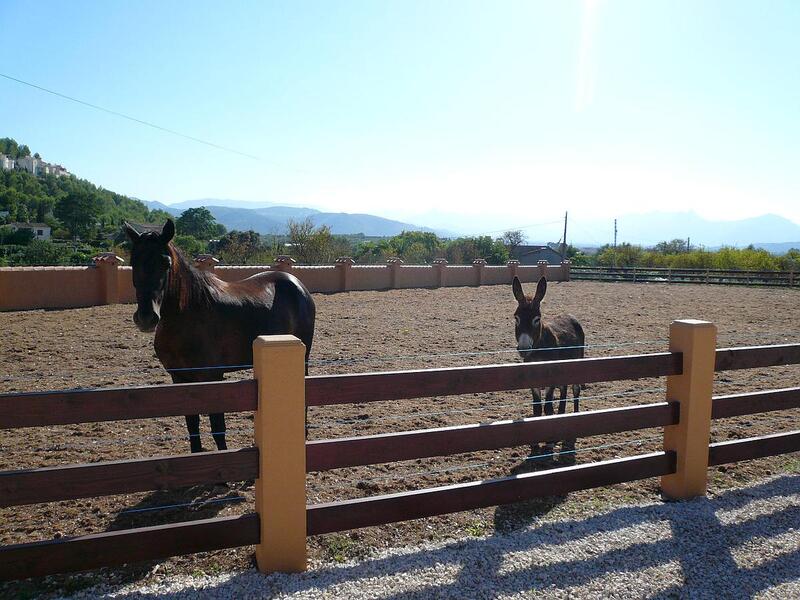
2, 281, 799, 596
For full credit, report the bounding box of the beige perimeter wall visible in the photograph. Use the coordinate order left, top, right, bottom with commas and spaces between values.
0, 259, 569, 312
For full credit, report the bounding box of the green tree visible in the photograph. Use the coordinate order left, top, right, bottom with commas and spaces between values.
54, 190, 101, 238
175, 207, 226, 240
173, 234, 206, 256
501, 230, 526, 255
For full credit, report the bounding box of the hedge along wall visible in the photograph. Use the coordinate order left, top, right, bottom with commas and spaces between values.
0, 258, 569, 312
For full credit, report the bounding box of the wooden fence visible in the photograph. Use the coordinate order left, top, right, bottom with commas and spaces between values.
0, 257, 568, 311
571, 266, 798, 287
2, 322, 800, 580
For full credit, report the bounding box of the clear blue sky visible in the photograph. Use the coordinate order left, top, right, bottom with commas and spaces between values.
2, 1, 799, 231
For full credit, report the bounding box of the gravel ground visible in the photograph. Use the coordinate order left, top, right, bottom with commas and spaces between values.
61, 474, 800, 600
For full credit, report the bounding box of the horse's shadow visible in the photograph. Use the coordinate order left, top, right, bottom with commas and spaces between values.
493, 439, 576, 534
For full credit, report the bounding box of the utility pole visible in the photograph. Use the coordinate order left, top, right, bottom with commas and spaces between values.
687, 237, 691, 252
561, 211, 568, 258
613, 219, 618, 249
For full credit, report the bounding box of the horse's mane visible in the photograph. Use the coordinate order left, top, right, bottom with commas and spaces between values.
164, 243, 223, 311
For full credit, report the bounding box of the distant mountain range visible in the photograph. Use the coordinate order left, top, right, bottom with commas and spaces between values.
142, 199, 445, 237
143, 199, 800, 252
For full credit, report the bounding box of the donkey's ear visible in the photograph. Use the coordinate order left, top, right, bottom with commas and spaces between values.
533, 276, 547, 302
123, 222, 140, 243
512, 276, 526, 303
160, 219, 175, 243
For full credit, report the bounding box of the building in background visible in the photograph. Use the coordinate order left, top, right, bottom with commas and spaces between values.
9, 222, 52, 240
510, 245, 564, 265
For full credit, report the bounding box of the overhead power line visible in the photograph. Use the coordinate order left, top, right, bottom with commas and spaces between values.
0, 72, 261, 161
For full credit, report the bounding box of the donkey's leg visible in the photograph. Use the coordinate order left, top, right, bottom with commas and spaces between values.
542, 387, 558, 453
572, 384, 581, 412
558, 386, 568, 414
543, 387, 556, 416
185, 415, 203, 453
209, 413, 227, 451
531, 387, 543, 417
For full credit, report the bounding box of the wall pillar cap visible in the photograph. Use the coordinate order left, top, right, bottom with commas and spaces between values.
386, 257, 404, 265
92, 253, 125, 266
274, 255, 296, 265
506, 259, 520, 266
537, 260, 549, 266
194, 254, 220, 266
432, 258, 449, 265
472, 258, 488, 266
335, 256, 356, 265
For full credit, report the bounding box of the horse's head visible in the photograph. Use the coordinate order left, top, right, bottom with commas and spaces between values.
124, 219, 175, 332
512, 276, 546, 351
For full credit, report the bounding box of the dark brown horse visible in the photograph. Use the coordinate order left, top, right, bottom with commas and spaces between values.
125, 219, 315, 453
512, 276, 584, 430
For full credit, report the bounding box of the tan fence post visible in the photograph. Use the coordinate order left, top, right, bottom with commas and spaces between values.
335, 256, 355, 291
537, 260, 548, 280
506, 259, 519, 282
473, 258, 487, 286
560, 259, 571, 282
668, 268, 673, 283
387, 257, 403, 288
433, 258, 448, 288
194, 254, 219, 272
253, 335, 307, 573
274, 255, 296, 273
661, 319, 717, 500
790, 270, 795, 287
92, 253, 124, 305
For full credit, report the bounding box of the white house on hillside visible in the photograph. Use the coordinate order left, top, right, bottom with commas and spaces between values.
9, 222, 51, 240
1, 154, 71, 177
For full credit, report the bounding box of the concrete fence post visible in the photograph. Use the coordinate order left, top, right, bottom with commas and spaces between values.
560, 259, 571, 282
253, 335, 307, 573
507, 259, 520, 282
472, 258, 487, 286
92, 253, 124, 305
335, 256, 355, 291
537, 260, 548, 280
194, 254, 219, 272
274, 255, 296, 273
387, 257, 404, 288
661, 319, 717, 500
668, 268, 673, 283
433, 258, 448, 288
790, 270, 795, 287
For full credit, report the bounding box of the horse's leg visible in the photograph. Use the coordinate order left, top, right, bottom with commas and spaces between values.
209, 413, 227, 451
558, 385, 568, 414
572, 384, 581, 413
185, 415, 203, 453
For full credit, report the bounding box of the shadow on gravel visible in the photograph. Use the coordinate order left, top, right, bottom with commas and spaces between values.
30, 475, 800, 599
492, 439, 575, 534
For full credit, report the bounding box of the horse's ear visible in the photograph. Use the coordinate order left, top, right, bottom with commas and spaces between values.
512, 276, 525, 303
123, 222, 140, 243
533, 276, 547, 303
160, 219, 175, 244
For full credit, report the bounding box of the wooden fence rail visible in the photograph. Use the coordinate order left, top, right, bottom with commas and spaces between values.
2, 331, 800, 582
